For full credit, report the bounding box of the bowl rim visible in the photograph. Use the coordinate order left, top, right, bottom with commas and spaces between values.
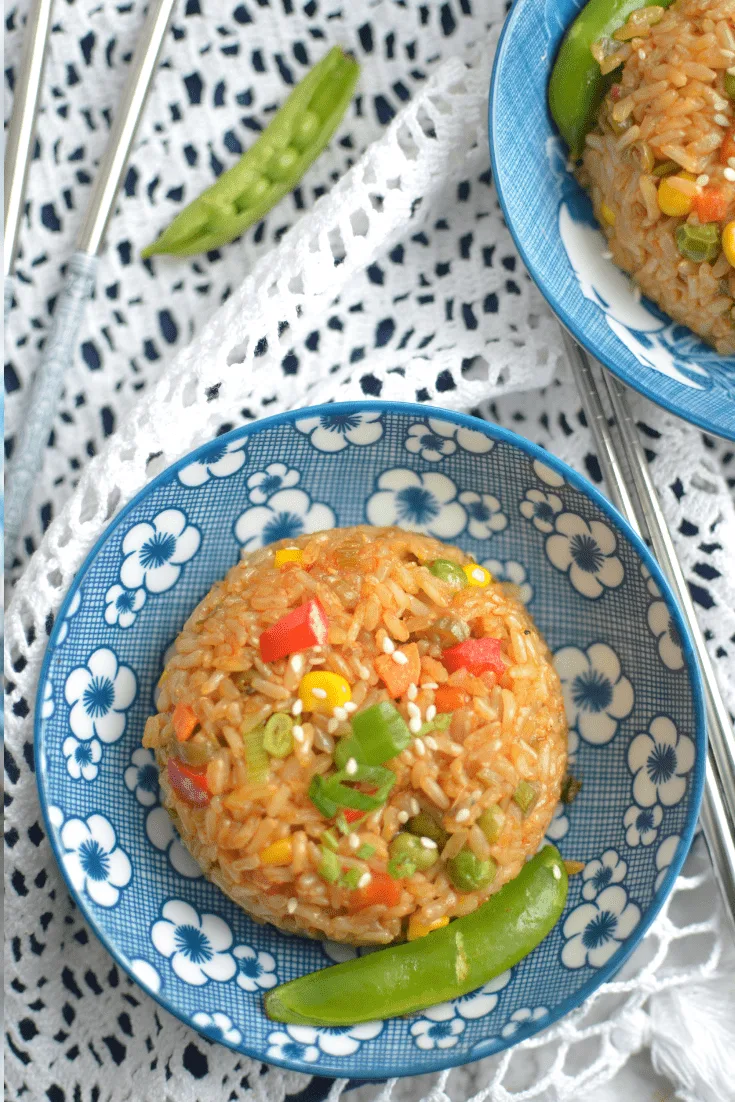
35, 400, 706, 1080
488, 0, 735, 442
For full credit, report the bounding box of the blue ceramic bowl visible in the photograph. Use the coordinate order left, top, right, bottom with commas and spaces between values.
490, 0, 735, 441
36, 402, 704, 1079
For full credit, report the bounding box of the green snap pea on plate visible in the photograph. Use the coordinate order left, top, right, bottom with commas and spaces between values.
266, 847, 568, 1026
142, 46, 359, 257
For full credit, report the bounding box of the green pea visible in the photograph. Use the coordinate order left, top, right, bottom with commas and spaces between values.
676, 222, 721, 264
447, 848, 497, 892
292, 110, 320, 151
725, 72, 735, 101
271, 147, 300, 180
389, 832, 439, 872
407, 811, 449, 849
428, 559, 467, 590
477, 804, 505, 844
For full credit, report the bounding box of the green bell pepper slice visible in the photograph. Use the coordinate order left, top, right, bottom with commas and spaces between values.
265, 845, 568, 1025
549, 0, 675, 160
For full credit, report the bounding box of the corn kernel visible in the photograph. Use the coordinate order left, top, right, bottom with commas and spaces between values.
274, 547, 303, 568
299, 671, 352, 713
723, 222, 735, 268
463, 563, 492, 588
260, 837, 293, 866
600, 202, 617, 226
657, 174, 697, 217
407, 914, 450, 940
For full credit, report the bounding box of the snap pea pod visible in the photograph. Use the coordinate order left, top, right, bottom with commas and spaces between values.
142, 46, 360, 257
265, 845, 567, 1026
549, 0, 675, 160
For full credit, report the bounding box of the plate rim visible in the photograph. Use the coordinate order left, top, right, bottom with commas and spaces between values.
34, 399, 706, 1080
488, 0, 735, 443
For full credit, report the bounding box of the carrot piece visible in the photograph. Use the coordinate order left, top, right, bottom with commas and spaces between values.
434, 685, 470, 713
173, 702, 199, 742
374, 642, 421, 698
349, 871, 402, 911
720, 128, 735, 167
693, 187, 728, 223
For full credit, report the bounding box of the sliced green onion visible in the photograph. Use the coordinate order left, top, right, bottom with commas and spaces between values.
477, 804, 505, 843
407, 810, 449, 849
512, 780, 538, 815
263, 713, 295, 757
309, 774, 339, 818
318, 846, 341, 883
245, 727, 270, 785
417, 712, 452, 737
335, 701, 411, 768
428, 559, 467, 589
321, 829, 339, 851
387, 855, 416, 879
357, 843, 376, 860
725, 72, 735, 100
341, 867, 362, 890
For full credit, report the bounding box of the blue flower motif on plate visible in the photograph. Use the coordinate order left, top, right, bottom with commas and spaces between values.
501, 1006, 549, 1039
60, 812, 132, 908
191, 1010, 242, 1046
546, 513, 624, 599
151, 900, 236, 986
130, 958, 162, 994
555, 642, 633, 746
41, 678, 54, 718
104, 584, 146, 629
65, 647, 137, 745
62, 735, 102, 782
623, 803, 663, 848
520, 488, 563, 534
482, 558, 533, 604
655, 835, 682, 892
404, 418, 494, 462
628, 716, 695, 808
561, 885, 641, 970
233, 945, 278, 992
120, 508, 201, 594
278, 1022, 383, 1058
366, 469, 467, 539
124, 747, 160, 807
247, 462, 300, 504
146, 807, 202, 878
581, 849, 627, 902
295, 410, 384, 452
178, 439, 248, 487
235, 489, 336, 549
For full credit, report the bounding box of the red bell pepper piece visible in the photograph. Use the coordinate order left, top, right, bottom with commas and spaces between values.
441, 636, 504, 677
259, 599, 329, 663
167, 758, 210, 807
342, 808, 365, 824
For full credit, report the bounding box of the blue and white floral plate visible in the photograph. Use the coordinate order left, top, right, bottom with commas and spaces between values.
489, 0, 735, 441
36, 402, 705, 1079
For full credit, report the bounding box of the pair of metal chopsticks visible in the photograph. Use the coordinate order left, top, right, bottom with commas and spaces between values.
563, 332, 735, 932
4, 0, 177, 564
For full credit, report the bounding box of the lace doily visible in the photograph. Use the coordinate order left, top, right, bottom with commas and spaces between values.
5, 1, 735, 1100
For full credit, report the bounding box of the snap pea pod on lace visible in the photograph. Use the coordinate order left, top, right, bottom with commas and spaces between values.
141, 46, 360, 257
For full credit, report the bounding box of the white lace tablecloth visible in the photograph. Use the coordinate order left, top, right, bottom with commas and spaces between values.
5, 2, 735, 1101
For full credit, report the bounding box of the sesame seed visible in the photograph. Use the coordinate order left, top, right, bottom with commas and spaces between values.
425, 704, 437, 722
455, 808, 470, 823
729, 157, 735, 169
420, 837, 438, 849
425, 736, 438, 751
333, 706, 348, 721
358, 872, 372, 889
293, 725, 305, 743
725, 167, 735, 182
448, 743, 463, 756
356, 663, 371, 680
552, 864, 562, 880
290, 654, 304, 674
312, 687, 327, 699
696, 174, 710, 187
715, 113, 730, 127
343, 701, 357, 713
287, 899, 298, 914
407, 683, 418, 701
397, 810, 409, 824
729, 66, 735, 75
382, 637, 395, 654
422, 682, 439, 690
310, 657, 325, 665
392, 650, 409, 665
327, 718, 339, 734
345, 757, 358, 776
409, 717, 422, 735
407, 701, 421, 718
348, 833, 361, 850
410, 798, 420, 816
413, 737, 426, 755
292, 698, 303, 716
637, 49, 645, 60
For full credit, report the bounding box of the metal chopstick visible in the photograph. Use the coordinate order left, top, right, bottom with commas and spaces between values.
4, 0, 55, 319
4, 0, 177, 565
562, 330, 735, 930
